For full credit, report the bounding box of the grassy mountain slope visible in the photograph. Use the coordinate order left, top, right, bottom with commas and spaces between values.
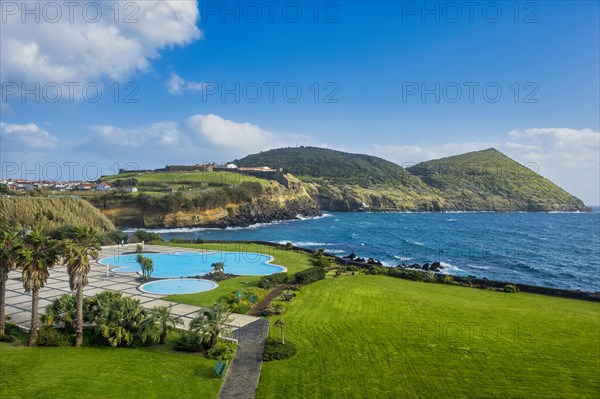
234, 147, 446, 211
234, 146, 426, 188
407, 148, 589, 211
0, 197, 116, 233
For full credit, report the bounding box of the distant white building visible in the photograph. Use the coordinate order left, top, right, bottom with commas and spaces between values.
96, 182, 111, 191
123, 187, 138, 193
225, 163, 238, 169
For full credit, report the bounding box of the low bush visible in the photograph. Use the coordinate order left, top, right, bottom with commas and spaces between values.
207, 340, 238, 362
134, 230, 162, 243
258, 272, 289, 289
311, 249, 335, 268
504, 284, 520, 293
174, 331, 207, 352
38, 327, 73, 347
295, 267, 326, 285
263, 338, 298, 361
0, 323, 21, 342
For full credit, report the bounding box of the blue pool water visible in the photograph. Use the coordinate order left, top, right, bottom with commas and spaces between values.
139, 279, 217, 295
100, 252, 286, 278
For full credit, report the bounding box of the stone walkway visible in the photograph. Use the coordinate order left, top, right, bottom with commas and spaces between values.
4, 244, 259, 331
218, 318, 271, 399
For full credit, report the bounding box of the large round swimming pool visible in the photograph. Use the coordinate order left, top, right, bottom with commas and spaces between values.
139, 278, 217, 295
99, 251, 286, 278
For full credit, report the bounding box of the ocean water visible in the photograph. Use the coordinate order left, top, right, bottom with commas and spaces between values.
136, 209, 600, 292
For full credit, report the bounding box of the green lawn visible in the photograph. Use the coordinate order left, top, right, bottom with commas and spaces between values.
163, 242, 314, 307
257, 274, 600, 399
0, 342, 222, 399
104, 171, 263, 186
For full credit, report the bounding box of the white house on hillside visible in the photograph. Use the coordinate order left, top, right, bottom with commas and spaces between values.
96, 182, 111, 191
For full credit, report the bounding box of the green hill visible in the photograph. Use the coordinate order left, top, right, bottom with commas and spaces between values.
407, 148, 589, 211
0, 197, 116, 233
233, 146, 426, 189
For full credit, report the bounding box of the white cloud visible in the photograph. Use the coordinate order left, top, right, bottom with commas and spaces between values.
186, 113, 308, 153
166, 73, 206, 94
88, 122, 188, 148
1, 1, 201, 97
0, 122, 59, 151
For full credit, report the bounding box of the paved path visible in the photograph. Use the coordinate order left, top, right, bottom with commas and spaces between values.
218, 318, 271, 399
248, 283, 289, 316
4, 244, 259, 331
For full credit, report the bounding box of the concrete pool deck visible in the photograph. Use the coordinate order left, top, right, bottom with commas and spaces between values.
3, 244, 261, 332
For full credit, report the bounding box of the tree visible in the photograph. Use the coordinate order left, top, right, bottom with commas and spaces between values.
189, 302, 232, 349
0, 231, 21, 337
275, 318, 285, 345
140, 305, 183, 345
61, 227, 101, 347
136, 254, 154, 281
17, 230, 59, 346
211, 262, 225, 278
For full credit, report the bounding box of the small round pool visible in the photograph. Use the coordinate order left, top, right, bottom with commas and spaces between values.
139, 279, 218, 295
100, 251, 286, 278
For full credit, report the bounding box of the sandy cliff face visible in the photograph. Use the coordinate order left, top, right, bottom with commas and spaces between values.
98, 176, 320, 228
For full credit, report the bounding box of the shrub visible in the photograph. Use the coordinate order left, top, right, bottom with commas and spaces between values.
311, 248, 335, 268
295, 267, 326, 285
45, 293, 77, 330
170, 237, 184, 244
134, 230, 162, 243
174, 331, 207, 352
207, 340, 238, 361
504, 284, 520, 293
258, 272, 289, 289
281, 291, 295, 302
262, 304, 286, 316
367, 266, 388, 275
285, 242, 293, 250
263, 338, 298, 361
38, 327, 73, 347
0, 323, 20, 342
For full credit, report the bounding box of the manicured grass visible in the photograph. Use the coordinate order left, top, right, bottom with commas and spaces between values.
257, 274, 600, 399
163, 242, 313, 307
0, 342, 222, 399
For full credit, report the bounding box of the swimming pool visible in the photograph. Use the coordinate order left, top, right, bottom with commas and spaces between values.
139, 278, 218, 295
99, 251, 286, 278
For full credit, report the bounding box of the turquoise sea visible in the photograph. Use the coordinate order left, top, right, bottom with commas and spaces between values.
136, 209, 600, 292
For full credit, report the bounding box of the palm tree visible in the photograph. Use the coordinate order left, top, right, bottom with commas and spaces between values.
189, 302, 232, 348
61, 227, 100, 347
136, 255, 154, 281
0, 231, 21, 337
275, 318, 285, 345
17, 230, 59, 346
211, 262, 225, 278
97, 296, 146, 347
140, 305, 183, 345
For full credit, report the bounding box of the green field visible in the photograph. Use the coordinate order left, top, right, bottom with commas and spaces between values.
0, 340, 222, 399
105, 171, 263, 186
163, 242, 314, 306
257, 274, 600, 399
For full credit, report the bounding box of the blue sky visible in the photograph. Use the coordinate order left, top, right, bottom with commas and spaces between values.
1, 1, 599, 204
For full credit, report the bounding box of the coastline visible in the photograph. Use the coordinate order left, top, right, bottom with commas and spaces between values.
157, 239, 600, 300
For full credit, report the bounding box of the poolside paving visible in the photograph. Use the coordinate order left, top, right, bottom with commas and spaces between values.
4, 244, 260, 332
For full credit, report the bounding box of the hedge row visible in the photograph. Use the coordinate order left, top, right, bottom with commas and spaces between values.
258, 272, 289, 289
295, 267, 326, 285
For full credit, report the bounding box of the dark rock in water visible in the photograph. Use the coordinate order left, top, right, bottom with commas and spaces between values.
367, 258, 383, 266
343, 252, 357, 260
422, 263, 431, 271
430, 261, 442, 271
355, 257, 366, 263
401, 262, 408, 268
409, 263, 421, 269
